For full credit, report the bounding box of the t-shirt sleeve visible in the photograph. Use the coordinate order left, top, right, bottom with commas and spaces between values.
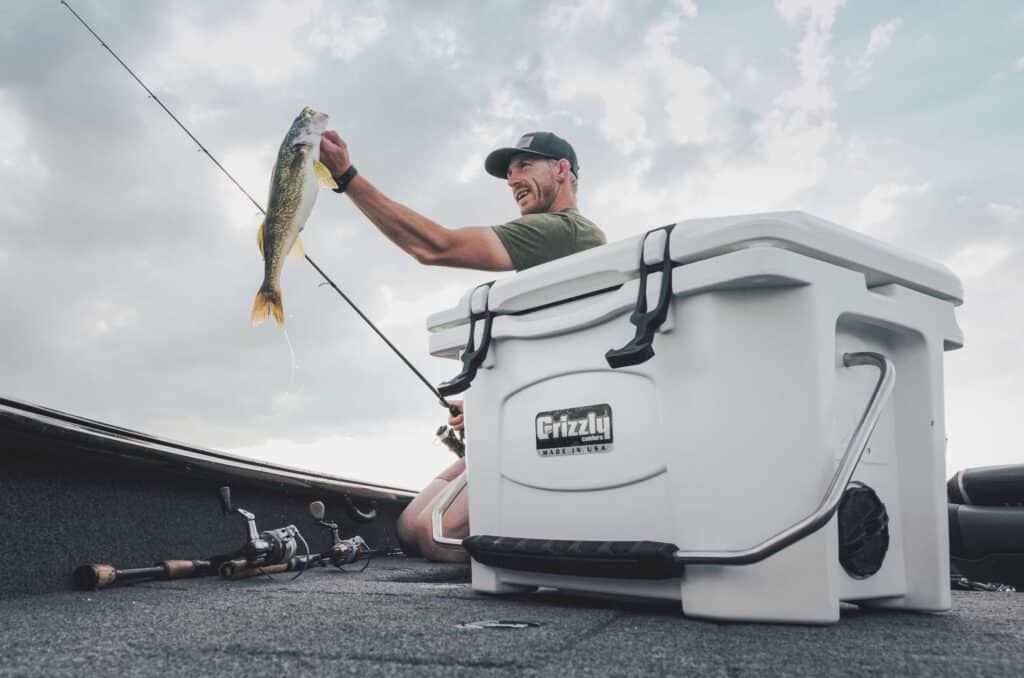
492, 213, 576, 271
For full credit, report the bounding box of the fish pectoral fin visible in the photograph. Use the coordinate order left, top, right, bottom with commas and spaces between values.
288, 235, 305, 261
257, 222, 265, 256
314, 160, 338, 189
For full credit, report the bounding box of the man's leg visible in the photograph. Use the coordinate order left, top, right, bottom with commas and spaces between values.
397, 458, 469, 563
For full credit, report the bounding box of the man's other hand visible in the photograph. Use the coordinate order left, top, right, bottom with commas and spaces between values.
448, 400, 464, 432
320, 130, 351, 176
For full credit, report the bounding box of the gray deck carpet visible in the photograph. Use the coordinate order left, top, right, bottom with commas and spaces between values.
1, 558, 1021, 677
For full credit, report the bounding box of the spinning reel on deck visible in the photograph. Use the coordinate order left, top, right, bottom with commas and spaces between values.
215, 486, 311, 579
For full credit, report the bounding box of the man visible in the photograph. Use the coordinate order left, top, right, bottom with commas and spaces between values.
319, 130, 606, 561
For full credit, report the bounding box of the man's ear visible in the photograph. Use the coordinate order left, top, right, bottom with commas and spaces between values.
557, 158, 570, 181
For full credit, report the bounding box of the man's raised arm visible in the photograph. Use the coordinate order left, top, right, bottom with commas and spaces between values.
320, 131, 514, 271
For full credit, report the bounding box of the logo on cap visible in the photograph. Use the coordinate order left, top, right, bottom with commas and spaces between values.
517, 135, 534, 149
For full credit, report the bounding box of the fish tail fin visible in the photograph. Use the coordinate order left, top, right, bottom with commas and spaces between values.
251, 283, 285, 327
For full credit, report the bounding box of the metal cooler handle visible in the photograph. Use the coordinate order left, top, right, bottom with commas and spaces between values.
431, 470, 468, 550
672, 351, 895, 565
433, 352, 894, 567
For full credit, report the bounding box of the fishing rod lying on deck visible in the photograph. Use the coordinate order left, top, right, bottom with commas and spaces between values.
59, 1, 465, 457
73, 487, 398, 590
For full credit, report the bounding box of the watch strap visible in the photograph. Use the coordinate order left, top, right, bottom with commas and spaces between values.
332, 165, 358, 193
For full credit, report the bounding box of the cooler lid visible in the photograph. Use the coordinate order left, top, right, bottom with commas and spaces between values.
667, 211, 962, 305
425, 235, 650, 330
426, 210, 962, 331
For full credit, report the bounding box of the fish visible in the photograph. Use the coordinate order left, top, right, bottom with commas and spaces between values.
251, 106, 337, 327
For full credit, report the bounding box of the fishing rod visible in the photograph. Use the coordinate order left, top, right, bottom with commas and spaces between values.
73, 488, 398, 590
60, 0, 463, 425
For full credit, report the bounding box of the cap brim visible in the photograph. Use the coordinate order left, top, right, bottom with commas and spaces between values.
484, 147, 557, 179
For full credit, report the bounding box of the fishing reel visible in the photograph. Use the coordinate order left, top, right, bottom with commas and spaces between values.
308, 500, 374, 568
309, 499, 403, 569
435, 424, 465, 458
218, 486, 307, 577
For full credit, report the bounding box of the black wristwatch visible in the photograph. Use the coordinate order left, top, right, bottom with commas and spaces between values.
332, 165, 358, 193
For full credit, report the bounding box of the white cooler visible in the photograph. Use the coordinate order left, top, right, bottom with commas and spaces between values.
427, 211, 963, 624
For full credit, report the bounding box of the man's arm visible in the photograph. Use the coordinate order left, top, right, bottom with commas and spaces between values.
321, 131, 514, 271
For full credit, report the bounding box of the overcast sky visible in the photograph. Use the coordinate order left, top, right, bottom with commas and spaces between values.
1, 1, 1021, 490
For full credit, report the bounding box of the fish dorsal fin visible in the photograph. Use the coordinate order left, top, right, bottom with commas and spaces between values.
314, 160, 338, 189
288, 235, 305, 261
257, 222, 265, 256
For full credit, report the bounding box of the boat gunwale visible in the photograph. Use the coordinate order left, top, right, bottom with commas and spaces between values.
0, 395, 415, 501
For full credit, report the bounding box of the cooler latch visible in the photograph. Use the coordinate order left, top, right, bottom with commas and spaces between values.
606, 224, 676, 368
438, 281, 496, 397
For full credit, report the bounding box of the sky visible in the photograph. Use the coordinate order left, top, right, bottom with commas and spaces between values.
1, 0, 1021, 490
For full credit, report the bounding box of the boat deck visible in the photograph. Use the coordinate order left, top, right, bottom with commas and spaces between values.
2, 558, 1022, 677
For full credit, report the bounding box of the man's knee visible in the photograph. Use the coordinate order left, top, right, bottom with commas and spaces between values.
412, 507, 468, 563
395, 487, 470, 563
396, 502, 423, 556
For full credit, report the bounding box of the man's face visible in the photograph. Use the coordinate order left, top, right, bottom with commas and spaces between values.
506, 153, 559, 215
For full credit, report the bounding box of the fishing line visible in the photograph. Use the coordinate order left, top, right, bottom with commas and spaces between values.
61, 0, 458, 413
281, 327, 298, 388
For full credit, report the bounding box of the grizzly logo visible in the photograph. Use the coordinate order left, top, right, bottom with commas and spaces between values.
535, 404, 613, 457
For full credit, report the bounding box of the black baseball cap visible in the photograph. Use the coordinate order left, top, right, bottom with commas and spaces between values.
485, 132, 579, 179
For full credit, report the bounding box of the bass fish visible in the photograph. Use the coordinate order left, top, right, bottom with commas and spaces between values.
251, 106, 337, 327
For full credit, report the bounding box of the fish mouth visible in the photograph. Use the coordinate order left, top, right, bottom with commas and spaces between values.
302, 106, 327, 119
290, 107, 330, 145
305, 107, 329, 131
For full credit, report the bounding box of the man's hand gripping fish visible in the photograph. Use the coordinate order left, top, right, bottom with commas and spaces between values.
251, 107, 337, 327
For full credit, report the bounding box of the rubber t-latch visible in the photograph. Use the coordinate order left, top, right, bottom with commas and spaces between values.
438, 281, 496, 396
605, 224, 676, 369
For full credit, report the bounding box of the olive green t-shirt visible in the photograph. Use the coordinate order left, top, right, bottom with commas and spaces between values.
492, 208, 607, 272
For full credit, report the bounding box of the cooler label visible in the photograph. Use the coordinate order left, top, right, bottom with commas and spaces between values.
535, 404, 614, 457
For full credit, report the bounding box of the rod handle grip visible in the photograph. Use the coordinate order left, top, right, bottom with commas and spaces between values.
72, 564, 117, 590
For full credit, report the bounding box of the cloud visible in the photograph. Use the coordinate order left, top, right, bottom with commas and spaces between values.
451, 82, 549, 183
649, 20, 732, 146
415, 23, 460, 63
0, 92, 27, 169
376, 282, 467, 333
742, 0, 848, 198
774, 0, 845, 114
547, 14, 731, 154
944, 241, 1012, 281
231, 418, 457, 490
1016, 56, 1024, 73
220, 139, 282, 230
988, 201, 1024, 229
546, 0, 618, 28
856, 182, 931, 230
310, 12, 388, 61
0, 91, 47, 178
147, 2, 322, 87
775, 0, 845, 25
650, 1, 844, 217
673, 0, 699, 18
847, 18, 902, 90
6, 0, 1024, 486
539, 0, 852, 233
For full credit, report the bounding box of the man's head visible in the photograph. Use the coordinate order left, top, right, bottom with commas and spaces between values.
485, 132, 579, 215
